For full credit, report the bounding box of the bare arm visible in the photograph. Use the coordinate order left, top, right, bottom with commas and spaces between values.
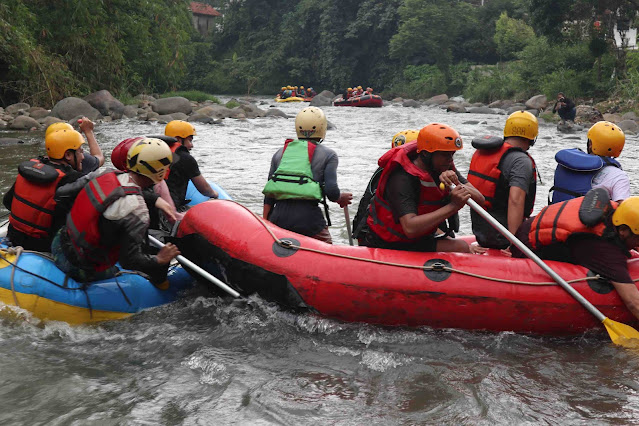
398, 185, 470, 239
191, 175, 218, 199
507, 186, 527, 235
612, 281, 639, 321
439, 170, 485, 205
78, 117, 104, 166
263, 204, 272, 220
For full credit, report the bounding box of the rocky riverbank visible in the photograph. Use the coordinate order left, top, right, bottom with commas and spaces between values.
0, 90, 289, 134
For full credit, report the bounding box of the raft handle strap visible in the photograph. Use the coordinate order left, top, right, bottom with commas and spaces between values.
114, 275, 132, 306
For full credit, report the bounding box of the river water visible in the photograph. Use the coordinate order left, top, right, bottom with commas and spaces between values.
1, 98, 639, 425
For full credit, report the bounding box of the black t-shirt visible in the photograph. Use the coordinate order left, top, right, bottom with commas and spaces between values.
512, 216, 632, 283
166, 145, 201, 208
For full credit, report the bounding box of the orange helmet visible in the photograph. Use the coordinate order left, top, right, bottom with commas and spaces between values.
417, 123, 463, 153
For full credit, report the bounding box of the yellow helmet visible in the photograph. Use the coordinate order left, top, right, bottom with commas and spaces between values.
287, 86, 293, 90
587, 121, 625, 158
347, 88, 353, 92
391, 130, 419, 148
300, 86, 304, 89
45, 129, 85, 160
127, 138, 173, 184
295, 107, 327, 140
45, 122, 73, 137
357, 86, 362, 89
281, 86, 286, 91
503, 111, 538, 141
613, 197, 639, 234
165, 120, 197, 139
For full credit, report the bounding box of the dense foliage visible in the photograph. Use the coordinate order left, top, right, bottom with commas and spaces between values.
2, 0, 639, 106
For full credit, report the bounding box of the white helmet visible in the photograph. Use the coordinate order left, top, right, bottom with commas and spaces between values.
127, 138, 173, 184
295, 107, 327, 140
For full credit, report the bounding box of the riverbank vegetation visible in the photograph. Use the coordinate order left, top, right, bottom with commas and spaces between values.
2, 0, 639, 108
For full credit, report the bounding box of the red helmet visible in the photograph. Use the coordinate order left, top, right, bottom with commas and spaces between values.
111, 137, 144, 171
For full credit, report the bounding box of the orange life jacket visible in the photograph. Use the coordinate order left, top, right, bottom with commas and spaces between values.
66, 171, 142, 272
467, 142, 537, 214
366, 142, 451, 243
9, 158, 68, 239
528, 196, 618, 249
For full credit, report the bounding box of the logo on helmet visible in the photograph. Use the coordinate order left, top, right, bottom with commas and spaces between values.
454, 138, 462, 148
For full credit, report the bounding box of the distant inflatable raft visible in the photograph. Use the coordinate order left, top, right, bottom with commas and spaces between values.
275, 97, 304, 103
333, 94, 383, 107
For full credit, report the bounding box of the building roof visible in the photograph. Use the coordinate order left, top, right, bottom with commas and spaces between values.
190, 2, 221, 17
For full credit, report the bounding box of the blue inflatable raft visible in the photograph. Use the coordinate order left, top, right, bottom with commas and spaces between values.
0, 179, 230, 324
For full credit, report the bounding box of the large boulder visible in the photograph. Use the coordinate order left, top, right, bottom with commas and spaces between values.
41, 116, 66, 127
317, 90, 335, 99
602, 113, 622, 123
10, 115, 40, 130
151, 97, 192, 115
51, 97, 101, 120
122, 105, 138, 118
447, 103, 467, 113
0, 137, 25, 145
84, 90, 125, 118
29, 108, 50, 120
525, 94, 548, 110
6, 103, 30, 114
309, 95, 332, 107
195, 105, 234, 119
576, 105, 603, 123
423, 94, 448, 106
240, 103, 266, 118
616, 119, 639, 134
622, 111, 638, 121
265, 109, 289, 118
402, 99, 421, 108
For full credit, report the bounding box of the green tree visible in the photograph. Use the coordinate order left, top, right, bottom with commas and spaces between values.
493, 12, 536, 60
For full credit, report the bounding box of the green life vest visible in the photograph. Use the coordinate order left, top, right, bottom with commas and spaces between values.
262, 139, 323, 201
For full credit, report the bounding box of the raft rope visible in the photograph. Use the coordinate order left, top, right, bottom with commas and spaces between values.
234, 202, 620, 287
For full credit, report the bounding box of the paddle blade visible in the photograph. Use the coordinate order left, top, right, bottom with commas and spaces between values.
603, 317, 639, 347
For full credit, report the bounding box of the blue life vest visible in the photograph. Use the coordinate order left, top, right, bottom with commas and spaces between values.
550, 148, 621, 204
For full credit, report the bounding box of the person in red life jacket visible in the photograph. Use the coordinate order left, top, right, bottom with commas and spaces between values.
511, 189, 639, 321
262, 107, 352, 243
163, 120, 218, 210
363, 123, 485, 253
550, 121, 629, 204
52, 138, 180, 284
2, 128, 102, 252
468, 110, 538, 252
111, 137, 182, 228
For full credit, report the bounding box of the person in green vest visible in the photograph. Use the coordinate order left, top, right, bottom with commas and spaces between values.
263, 107, 352, 243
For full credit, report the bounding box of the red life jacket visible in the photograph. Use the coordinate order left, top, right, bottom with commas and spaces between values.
66, 171, 142, 272
9, 158, 68, 239
528, 196, 618, 249
366, 141, 451, 243
467, 142, 537, 214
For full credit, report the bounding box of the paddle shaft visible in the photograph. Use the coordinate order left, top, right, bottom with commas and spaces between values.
460, 188, 607, 322
148, 235, 240, 298
344, 207, 354, 246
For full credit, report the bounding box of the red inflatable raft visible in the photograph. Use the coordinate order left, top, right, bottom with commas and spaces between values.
333, 94, 383, 107
176, 200, 639, 335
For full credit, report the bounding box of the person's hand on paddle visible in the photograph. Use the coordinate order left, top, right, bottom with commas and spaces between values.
450, 185, 471, 210
337, 192, 353, 208
439, 170, 460, 187
155, 197, 177, 223
156, 243, 180, 264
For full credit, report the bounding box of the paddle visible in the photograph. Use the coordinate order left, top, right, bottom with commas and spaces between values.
443, 183, 639, 347
148, 235, 240, 298
344, 207, 354, 246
